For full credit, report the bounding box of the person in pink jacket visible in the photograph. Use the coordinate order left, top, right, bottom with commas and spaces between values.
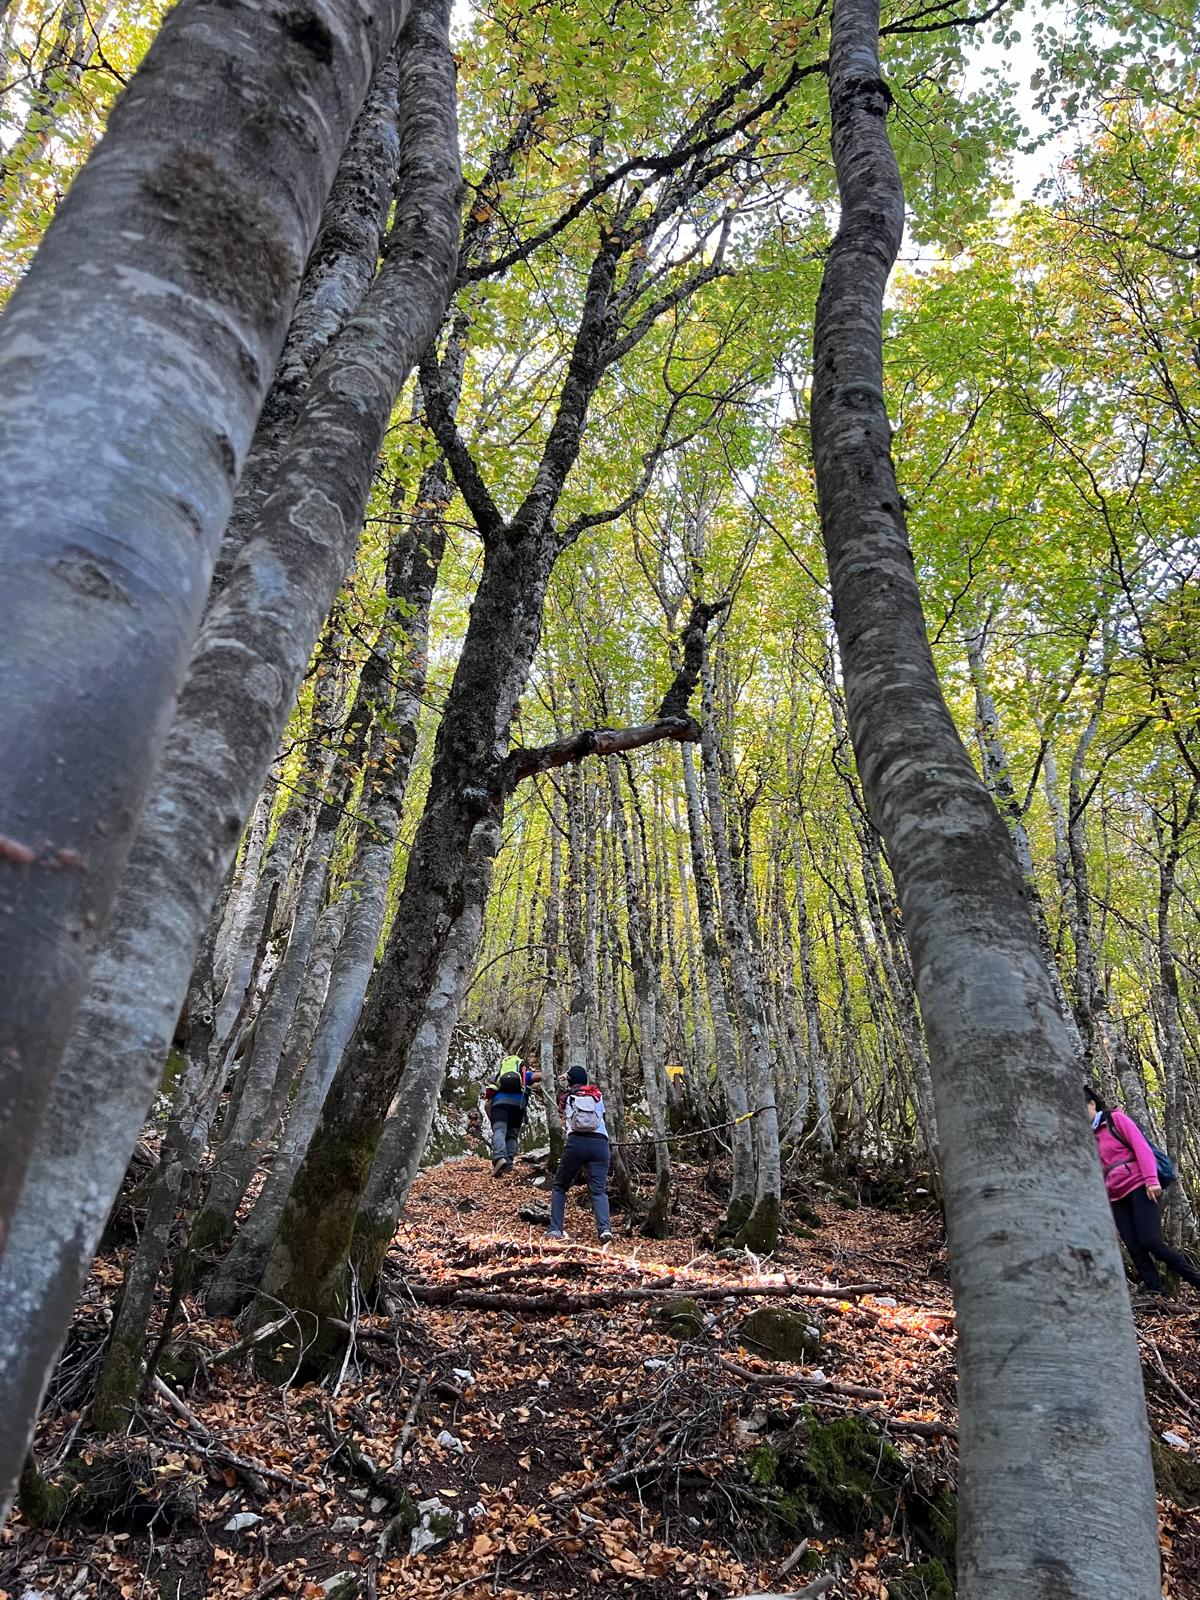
1087, 1085, 1200, 1298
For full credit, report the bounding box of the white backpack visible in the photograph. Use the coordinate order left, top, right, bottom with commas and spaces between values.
569, 1092, 602, 1134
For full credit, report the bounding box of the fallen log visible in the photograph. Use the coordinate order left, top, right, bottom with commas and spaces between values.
398, 1278, 883, 1313
719, 1357, 885, 1401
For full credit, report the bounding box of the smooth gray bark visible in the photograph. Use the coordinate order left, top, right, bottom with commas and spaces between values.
207, 498, 447, 1311
809, 1, 1159, 1591
214, 777, 278, 998
215, 620, 348, 1036
204, 897, 351, 1312
209, 51, 404, 595
0, 0, 457, 1519
354, 820, 498, 1249
0, 0, 411, 1248
539, 793, 565, 1162
699, 664, 782, 1248
790, 827, 833, 1149
609, 757, 671, 1235
198, 815, 338, 1246
89, 912, 226, 1432
197, 874, 344, 1252
680, 744, 754, 1211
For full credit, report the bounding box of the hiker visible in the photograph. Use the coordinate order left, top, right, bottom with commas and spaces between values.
547, 1065, 612, 1243
485, 1055, 538, 1176
1087, 1084, 1200, 1299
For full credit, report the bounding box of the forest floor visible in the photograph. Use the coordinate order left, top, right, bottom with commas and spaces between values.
5, 1156, 1200, 1600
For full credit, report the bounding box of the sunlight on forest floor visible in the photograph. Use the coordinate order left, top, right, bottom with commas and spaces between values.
4, 1159, 1198, 1599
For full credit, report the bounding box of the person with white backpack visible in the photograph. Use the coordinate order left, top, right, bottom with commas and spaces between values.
547, 1065, 612, 1243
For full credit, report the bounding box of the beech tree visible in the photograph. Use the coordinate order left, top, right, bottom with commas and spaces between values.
0, 0, 461, 1510
0, 0, 414, 1252
807, 0, 1160, 1590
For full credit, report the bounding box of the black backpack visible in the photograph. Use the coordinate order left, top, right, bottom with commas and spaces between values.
497, 1068, 523, 1095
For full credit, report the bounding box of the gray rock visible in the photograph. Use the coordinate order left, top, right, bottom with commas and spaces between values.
410, 1496, 460, 1555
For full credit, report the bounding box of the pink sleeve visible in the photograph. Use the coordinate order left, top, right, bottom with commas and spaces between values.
1111, 1109, 1159, 1189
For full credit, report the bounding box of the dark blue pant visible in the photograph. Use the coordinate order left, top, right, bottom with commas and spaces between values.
550, 1134, 611, 1236
1111, 1186, 1200, 1292
490, 1103, 524, 1163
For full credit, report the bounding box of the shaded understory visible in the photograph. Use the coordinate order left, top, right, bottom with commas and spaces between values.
6, 1157, 1199, 1599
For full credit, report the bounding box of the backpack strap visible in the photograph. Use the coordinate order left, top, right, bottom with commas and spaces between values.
1103, 1108, 1129, 1151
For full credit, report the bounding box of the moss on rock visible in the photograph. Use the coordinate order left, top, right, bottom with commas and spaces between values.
888, 1558, 954, 1599
739, 1307, 821, 1363
742, 1408, 957, 1578
1152, 1438, 1200, 1509
656, 1296, 705, 1337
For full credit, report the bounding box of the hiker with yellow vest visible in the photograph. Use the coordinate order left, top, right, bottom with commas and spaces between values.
484, 1055, 539, 1176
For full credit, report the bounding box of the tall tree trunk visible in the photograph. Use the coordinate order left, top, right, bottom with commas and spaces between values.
609, 758, 671, 1238
809, 2, 1159, 1592
214, 777, 279, 998
0, 0, 412, 1248
1066, 688, 1107, 1065
206, 388, 451, 1316
349, 819, 498, 1287
215, 617, 349, 1037
0, 3, 459, 1517
194, 873, 345, 1257
680, 744, 753, 1222
699, 664, 782, 1250
89, 898, 242, 1432
209, 50, 405, 595
195, 647, 381, 1251
790, 823, 834, 1150
540, 790, 566, 1166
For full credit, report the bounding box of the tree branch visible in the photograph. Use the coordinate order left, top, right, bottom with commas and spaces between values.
457, 55, 827, 288
418, 345, 506, 541
501, 597, 727, 793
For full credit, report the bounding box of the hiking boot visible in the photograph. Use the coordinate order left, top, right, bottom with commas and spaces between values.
599, 1230, 613, 1244
492, 1158, 507, 1177
502, 1162, 515, 1174
546, 1229, 565, 1240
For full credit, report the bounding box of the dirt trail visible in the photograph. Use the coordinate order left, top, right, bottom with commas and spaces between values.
4, 1157, 1197, 1599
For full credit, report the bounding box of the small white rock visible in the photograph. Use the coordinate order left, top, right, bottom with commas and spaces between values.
452, 1367, 475, 1384
874, 1296, 898, 1308
330, 1515, 364, 1533
536, 1376, 551, 1389
1162, 1430, 1189, 1450
643, 1358, 668, 1371
436, 1429, 466, 1454
223, 1512, 262, 1533
369, 1496, 388, 1514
